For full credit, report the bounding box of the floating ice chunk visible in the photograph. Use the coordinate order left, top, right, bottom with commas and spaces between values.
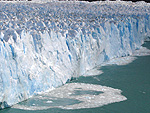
46, 101, 53, 103
13, 83, 127, 110
84, 68, 103, 76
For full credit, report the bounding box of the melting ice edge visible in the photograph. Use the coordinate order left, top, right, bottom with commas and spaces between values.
0, 1, 150, 109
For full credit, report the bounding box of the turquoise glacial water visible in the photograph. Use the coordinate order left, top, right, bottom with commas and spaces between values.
1, 42, 150, 113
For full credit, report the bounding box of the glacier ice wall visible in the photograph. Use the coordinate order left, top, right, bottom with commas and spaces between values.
0, 1, 150, 109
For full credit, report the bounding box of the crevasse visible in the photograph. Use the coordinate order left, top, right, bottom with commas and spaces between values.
0, 1, 150, 109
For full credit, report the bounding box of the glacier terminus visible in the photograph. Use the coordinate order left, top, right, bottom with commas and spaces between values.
0, 0, 150, 109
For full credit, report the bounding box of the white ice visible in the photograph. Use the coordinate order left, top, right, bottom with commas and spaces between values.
0, 1, 150, 109
12, 83, 127, 110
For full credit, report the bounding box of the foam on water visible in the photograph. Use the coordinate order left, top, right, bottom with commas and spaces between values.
12, 83, 127, 110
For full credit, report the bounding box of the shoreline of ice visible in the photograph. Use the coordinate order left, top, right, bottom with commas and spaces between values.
0, 1, 150, 109
84, 45, 150, 77
12, 44, 150, 110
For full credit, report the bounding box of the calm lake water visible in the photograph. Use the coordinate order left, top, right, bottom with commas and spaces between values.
1, 42, 150, 113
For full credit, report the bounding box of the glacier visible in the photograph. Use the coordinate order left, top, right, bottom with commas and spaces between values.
0, 1, 150, 109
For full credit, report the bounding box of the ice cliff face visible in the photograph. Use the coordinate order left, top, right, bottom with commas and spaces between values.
0, 1, 150, 109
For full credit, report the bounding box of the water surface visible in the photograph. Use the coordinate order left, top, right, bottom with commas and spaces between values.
1, 42, 150, 113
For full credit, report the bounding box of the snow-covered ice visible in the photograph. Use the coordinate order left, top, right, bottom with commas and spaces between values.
0, 1, 150, 109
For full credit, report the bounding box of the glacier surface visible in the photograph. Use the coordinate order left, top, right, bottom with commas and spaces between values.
0, 1, 150, 109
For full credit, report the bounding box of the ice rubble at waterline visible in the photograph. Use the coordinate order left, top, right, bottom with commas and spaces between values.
0, 1, 150, 109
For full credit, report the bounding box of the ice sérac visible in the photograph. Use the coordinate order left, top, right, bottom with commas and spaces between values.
0, 1, 150, 109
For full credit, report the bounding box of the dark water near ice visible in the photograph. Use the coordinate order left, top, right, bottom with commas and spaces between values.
1, 42, 150, 113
